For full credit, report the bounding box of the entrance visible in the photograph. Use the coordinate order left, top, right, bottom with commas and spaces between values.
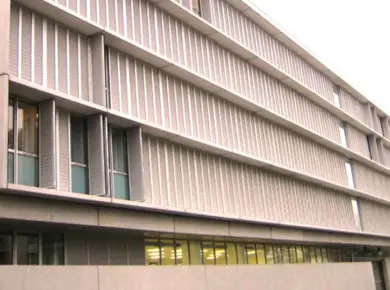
372, 261, 386, 290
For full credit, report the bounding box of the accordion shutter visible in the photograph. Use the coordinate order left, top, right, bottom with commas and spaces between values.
88, 114, 106, 195
127, 126, 145, 201
39, 99, 56, 188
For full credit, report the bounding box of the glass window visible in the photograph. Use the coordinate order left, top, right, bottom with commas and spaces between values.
345, 160, 355, 188
145, 239, 160, 265
42, 233, 64, 265
71, 117, 89, 194
256, 244, 266, 264
316, 248, 323, 263
215, 242, 226, 265
189, 241, 202, 265
192, 0, 201, 15
246, 244, 257, 265
8, 99, 14, 149
18, 154, 39, 186
226, 243, 237, 265
321, 248, 328, 263
0, 233, 13, 265
273, 245, 283, 264
327, 249, 340, 262
17, 233, 39, 265
281, 245, 290, 263
265, 244, 274, 264
176, 240, 190, 265
296, 246, 304, 263
289, 246, 297, 263
161, 240, 175, 266
17, 102, 38, 154
7, 152, 14, 183
352, 198, 362, 231
112, 129, 127, 173
339, 123, 348, 147
309, 247, 317, 263
71, 116, 87, 164
236, 243, 247, 265
201, 242, 214, 265
303, 246, 311, 263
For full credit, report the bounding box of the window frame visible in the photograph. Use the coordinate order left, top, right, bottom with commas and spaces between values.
7, 96, 39, 186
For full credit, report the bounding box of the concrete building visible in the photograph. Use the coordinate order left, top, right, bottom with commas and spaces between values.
0, 0, 390, 289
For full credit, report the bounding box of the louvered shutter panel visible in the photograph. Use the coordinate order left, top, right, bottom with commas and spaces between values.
127, 126, 145, 201
102, 115, 110, 196
88, 114, 106, 195
39, 99, 56, 188
90, 34, 106, 107
57, 110, 70, 191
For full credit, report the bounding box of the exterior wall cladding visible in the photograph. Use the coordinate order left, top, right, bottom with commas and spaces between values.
1, 0, 390, 289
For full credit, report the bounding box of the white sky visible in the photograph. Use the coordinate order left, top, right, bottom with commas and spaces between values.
251, 0, 390, 114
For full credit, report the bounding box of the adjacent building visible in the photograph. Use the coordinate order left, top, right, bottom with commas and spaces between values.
0, 0, 389, 289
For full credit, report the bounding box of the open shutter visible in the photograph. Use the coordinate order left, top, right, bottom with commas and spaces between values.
39, 99, 56, 188
90, 34, 106, 107
88, 114, 106, 195
57, 110, 70, 191
127, 126, 145, 201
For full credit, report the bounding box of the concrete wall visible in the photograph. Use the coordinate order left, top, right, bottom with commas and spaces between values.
0, 263, 376, 290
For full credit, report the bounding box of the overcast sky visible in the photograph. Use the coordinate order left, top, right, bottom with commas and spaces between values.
251, 0, 390, 114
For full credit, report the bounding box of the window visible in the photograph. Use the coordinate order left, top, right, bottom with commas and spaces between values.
175, 240, 190, 265
7, 98, 39, 186
367, 136, 373, 159
339, 122, 348, 147
273, 245, 283, 264
246, 244, 257, 264
226, 243, 237, 265
351, 197, 363, 231
202, 241, 215, 265
265, 244, 274, 264
42, 233, 64, 265
255, 244, 266, 264
215, 242, 227, 265
345, 160, 355, 188
0, 233, 13, 265
333, 85, 341, 108
192, 0, 201, 16
16, 233, 39, 265
70, 116, 89, 194
109, 128, 130, 199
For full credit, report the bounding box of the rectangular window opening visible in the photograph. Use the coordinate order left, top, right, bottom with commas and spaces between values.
339, 122, 348, 147
345, 160, 355, 188
333, 85, 341, 108
351, 197, 363, 231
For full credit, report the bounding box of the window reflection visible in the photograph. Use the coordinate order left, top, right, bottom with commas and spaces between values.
309, 247, 317, 263
273, 245, 283, 264
202, 242, 215, 265
256, 244, 266, 264
236, 243, 247, 265
189, 241, 202, 265
246, 244, 257, 265
161, 240, 175, 266
226, 243, 237, 265
282, 245, 289, 264
17, 102, 38, 154
289, 246, 297, 264
145, 239, 160, 266
17, 233, 39, 265
42, 233, 64, 265
176, 240, 190, 265
296, 246, 304, 263
0, 233, 13, 265
215, 242, 227, 265
265, 245, 274, 264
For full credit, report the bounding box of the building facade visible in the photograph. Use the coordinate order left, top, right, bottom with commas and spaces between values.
0, 0, 389, 289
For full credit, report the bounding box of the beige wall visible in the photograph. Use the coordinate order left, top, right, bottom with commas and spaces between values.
0, 263, 376, 290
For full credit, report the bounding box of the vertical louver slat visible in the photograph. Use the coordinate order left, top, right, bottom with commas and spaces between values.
21, 8, 32, 81
127, 126, 145, 201
57, 25, 67, 93
79, 34, 89, 101
9, 4, 19, 76
57, 110, 70, 192
68, 30, 79, 98
87, 114, 105, 195
33, 14, 43, 85
90, 34, 105, 106
39, 99, 56, 189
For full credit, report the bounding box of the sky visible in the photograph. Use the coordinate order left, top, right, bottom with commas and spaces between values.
251, 0, 390, 114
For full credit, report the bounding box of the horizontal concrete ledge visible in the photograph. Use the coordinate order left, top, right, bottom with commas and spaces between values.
9, 77, 390, 210
3, 184, 390, 246
14, 0, 390, 152
0, 263, 376, 290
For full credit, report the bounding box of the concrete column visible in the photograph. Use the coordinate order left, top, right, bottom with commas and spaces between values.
367, 135, 379, 162
0, 75, 9, 189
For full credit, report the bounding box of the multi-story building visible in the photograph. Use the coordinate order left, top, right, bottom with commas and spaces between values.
0, 0, 389, 289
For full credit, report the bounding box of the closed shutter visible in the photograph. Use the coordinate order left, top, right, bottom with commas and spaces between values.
57, 110, 70, 191
39, 99, 56, 188
88, 114, 105, 195
90, 34, 105, 106
127, 126, 145, 201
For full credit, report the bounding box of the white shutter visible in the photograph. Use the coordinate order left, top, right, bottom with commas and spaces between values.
39, 99, 56, 188
90, 34, 106, 107
88, 114, 106, 195
57, 110, 70, 191
127, 126, 145, 201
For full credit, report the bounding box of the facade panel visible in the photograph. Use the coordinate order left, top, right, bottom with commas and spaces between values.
346, 125, 370, 158
354, 162, 390, 200
142, 135, 356, 231
360, 199, 390, 236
